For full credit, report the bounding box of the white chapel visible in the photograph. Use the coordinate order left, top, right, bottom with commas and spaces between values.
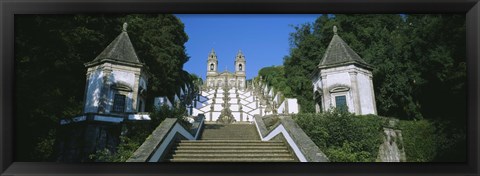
312, 26, 377, 115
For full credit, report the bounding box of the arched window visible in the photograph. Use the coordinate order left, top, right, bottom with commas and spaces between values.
239, 64, 243, 71
210, 63, 214, 71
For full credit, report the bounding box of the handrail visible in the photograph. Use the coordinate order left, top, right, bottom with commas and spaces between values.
127, 115, 205, 162
254, 115, 329, 162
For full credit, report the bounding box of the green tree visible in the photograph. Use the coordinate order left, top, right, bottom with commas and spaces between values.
283, 14, 465, 121
258, 66, 290, 95
15, 14, 190, 161
283, 20, 326, 113
284, 14, 466, 161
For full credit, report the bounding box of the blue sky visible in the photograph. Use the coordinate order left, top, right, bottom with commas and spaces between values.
175, 14, 321, 80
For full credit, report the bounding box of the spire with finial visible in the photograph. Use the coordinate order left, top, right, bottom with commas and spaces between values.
236, 49, 245, 61
122, 22, 128, 32
208, 48, 217, 60
318, 24, 372, 70
86, 21, 141, 66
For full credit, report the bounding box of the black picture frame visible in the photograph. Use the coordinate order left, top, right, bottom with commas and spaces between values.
1, 0, 479, 175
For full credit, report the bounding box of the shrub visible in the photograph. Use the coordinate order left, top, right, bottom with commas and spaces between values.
90, 105, 188, 162
398, 119, 466, 162
89, 136, 142, 162
293, 108, 384, 162
294, 108, 465, 162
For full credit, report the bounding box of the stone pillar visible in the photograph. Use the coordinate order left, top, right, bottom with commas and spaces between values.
99, 67, 112, 113
132, 73, 140, 112
83, 71, 92, 113
349, 71, 361, 115
210, 105, 214, 121
369, 74, 377, 115
285, 99, 289, 114
314, 90, 319, 113
321, 75, 329, 111
240, 105, 243, 121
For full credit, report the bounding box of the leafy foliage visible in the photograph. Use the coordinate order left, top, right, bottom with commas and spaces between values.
295, 108, 467, 162
283, 14, 466, 121
398, 119, 466, 162
89, 105, 188, 162
284, 14, 466, 162
293, 109, 384, 162
295, 110, 465, 162
15, 14, 191, 161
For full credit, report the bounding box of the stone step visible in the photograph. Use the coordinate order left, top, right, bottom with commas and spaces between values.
164, 122, 297, 162
174, 146, 287, 150
179, 140, 283, 143
178, 142, 284, 146
172, 153, 293, 158
172, 149, 290, 153
169, 158, 296, 162
201, 130, 257, 133
200, 137, 260, 140
201, 135, 260, 140
202, 130, 257, 132
200, 138, 260, 140
201, 132, 257, 135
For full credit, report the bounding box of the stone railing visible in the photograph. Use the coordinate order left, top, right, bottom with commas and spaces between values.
60, 112, 152, 125
254, 114, 329, 162
127, 114, 205, 162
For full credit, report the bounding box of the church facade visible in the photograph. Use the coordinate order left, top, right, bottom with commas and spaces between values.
205, 49, 246, 90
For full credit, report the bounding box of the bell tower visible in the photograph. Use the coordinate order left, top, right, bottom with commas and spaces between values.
234, 50, 246, 89
206, 49, 218, 88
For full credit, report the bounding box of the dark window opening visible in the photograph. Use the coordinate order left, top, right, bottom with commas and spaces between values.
335, 95, 347, 111
239, 64, 243, 71
113, 94, 126, 112
210, 64, 214, 71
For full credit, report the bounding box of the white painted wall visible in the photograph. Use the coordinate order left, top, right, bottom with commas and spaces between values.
213, 104, 222, 111
84, 66, 139, 113
211, 112, 221, 121
277, 98, 299, 114
357, 72, 376, 114
229, 98, 237, 104
232, 112, 241, 121
230, 104, 239, 111
191, 108, 203, 116
314, 65, 377, 115
154, 96, 173, 109
242, 106, 253, 112
84, 69, 103, 113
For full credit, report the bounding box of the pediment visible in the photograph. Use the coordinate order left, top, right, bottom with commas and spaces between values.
329, 85, 350, 93
111, 81, 133, 92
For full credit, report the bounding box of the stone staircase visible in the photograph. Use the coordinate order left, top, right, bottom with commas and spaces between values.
165, 123, 297, 162
201, 123, 259, 140
192, 87, 264, 122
